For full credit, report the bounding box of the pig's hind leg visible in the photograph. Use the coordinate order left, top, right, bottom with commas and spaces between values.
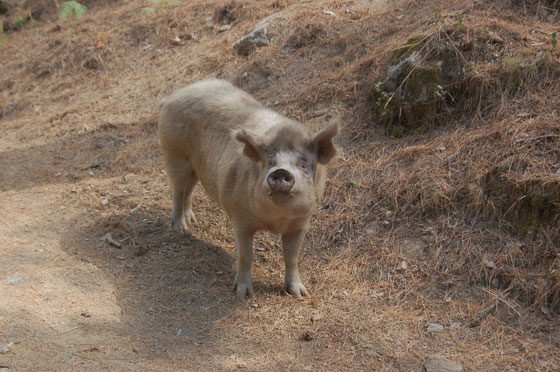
163, 151, 199, 233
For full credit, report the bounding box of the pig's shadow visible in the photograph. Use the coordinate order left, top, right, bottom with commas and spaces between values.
62, 209, 285, 348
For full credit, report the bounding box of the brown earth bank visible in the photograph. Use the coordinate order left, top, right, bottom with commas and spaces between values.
1, 0, 559, 371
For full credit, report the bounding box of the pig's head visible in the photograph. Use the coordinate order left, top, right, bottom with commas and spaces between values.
235, 118, 339, 218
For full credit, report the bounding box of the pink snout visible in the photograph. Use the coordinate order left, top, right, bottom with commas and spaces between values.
267, 169, 295, 193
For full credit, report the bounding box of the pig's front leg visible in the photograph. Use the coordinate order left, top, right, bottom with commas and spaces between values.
233, 226, 255, 300
281, 230, 309, 298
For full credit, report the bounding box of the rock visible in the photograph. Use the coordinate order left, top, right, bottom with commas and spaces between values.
369, 35, 446, 137
6, 277, 22, 285
0, 342, 13, 354
170, 35, 183, 46
1, 101, 18, 119
101, 199, 109, 206
365, 222, 377, 235
396, 261, 408, 272
234, 15, 282, 56
449, 322, 461, 331
311, 313, 322, 322
423, 354, 463, 372
482, 256, 495, 269
83, 57, 101, 70
236, 361, 247, 369
426, 323, 444, 333
234, 21, 271, 56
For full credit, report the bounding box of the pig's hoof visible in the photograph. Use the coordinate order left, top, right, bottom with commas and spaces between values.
286, 281, 309, 298
172, 217, 189, 234
172, 211, 196, 234
234, 281, 254, 301
185, 209, 197, 224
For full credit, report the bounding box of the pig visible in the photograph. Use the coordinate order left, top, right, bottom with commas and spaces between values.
158, 79, 339, 300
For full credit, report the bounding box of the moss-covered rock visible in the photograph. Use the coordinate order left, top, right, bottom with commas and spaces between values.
481, 157, 560, 233
500, 49, 553, 95
369, 36, 446, 137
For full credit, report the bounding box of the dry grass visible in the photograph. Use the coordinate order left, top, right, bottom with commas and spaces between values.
1, 0, 559, 371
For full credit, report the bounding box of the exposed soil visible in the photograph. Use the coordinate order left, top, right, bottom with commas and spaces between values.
1, 0, 559, 371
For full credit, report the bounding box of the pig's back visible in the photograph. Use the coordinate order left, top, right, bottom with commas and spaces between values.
159, 79, 276, 203
161, 79, 260, 129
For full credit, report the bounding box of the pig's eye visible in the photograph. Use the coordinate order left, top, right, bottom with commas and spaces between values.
298, 159, 309, 170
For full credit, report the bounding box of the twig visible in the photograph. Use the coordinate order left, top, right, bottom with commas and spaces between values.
515, 134, 559, 144
130, 203, 142, 215
482, 288, 521, 319
469, 302, 497, 327
103, 232, 122, 248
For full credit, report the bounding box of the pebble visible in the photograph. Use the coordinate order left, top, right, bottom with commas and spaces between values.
396, 261, 408, 272
6, 277, 22, 285
101, 199, 109, 206
426, 323, 444, 333
449, 322, 462, 331
0, 342, 13, 354
423, 354, 462, 372
236, 361, 247, 369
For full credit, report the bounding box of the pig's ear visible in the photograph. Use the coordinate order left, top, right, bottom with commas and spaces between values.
312, 117, 339, 164
234, 129, 264, 162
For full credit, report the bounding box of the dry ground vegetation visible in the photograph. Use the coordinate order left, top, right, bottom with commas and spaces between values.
0, 0, 559, 371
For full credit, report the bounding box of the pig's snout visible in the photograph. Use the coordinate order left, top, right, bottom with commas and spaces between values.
267, 169, 295, 193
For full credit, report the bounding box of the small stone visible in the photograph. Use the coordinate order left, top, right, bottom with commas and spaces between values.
236, 361, 247, 369
311, 313, 322, 322
482, 257, 495, 269
396, 261, 408, 272
301, 331, 313, 341
83, 57, 101, 70
366, 223, 377, 235
1, 101, 18, 118
449, 322, 461, 331
218, 24, 231, 32
423, 354, 462, 372
170, 36, 183, 46
426, 323, 444, 333
0, 342, 13, 354
101, 199, 109, 206
6, 277, 22, 285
